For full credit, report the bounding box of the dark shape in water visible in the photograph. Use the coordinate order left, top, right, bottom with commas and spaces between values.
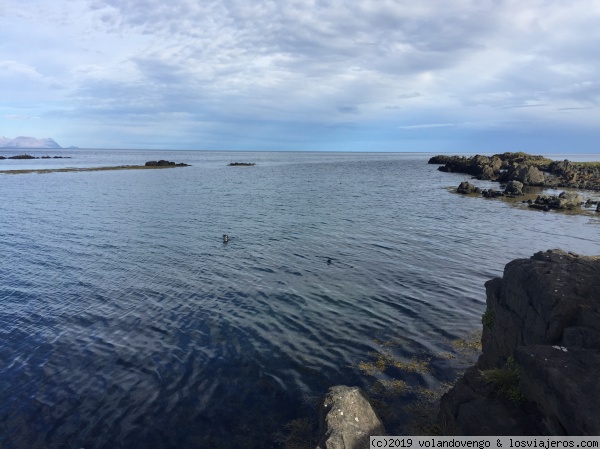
223, 234, 229, 243
228, 162, 255, 166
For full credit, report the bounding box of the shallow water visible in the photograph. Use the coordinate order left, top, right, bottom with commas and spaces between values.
1, 150, 599, 448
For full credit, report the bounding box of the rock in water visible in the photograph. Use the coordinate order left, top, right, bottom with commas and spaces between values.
457, 181, 480, 194
504, 180, 524, 195
557, 191, 583, 209
317, 386, 385, 449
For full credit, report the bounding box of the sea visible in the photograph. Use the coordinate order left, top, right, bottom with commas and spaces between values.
1, 149, 599, 448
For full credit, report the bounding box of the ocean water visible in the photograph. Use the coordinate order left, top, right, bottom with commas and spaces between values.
1, 150, 599, 448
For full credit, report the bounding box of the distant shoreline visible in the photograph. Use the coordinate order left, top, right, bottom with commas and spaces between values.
0, 165, 189, 175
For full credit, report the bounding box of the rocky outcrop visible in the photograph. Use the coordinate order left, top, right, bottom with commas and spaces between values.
317, 386, 385, 449
439, 250, 600, 435
145, 160, 190, 167
430, 153, 600, 191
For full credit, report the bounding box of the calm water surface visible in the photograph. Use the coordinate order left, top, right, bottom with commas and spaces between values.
1, 150, 599, 448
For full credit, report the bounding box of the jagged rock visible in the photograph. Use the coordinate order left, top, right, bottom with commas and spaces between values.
440, 250, 600, 436
317, 386, 385, 449
481, 250, 600, 367
504, 180, 524, 195
457, 181, 480, 194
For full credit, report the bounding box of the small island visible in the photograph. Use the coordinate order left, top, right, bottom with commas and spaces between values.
0, 154, 71, 160
0, 160, 190, 175
228, 162, 255, 166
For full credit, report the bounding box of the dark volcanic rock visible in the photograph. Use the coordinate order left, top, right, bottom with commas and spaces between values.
504, 164, 546, 185
8, 154, 36, 159
317, 386, 385, 449
515, 345, 600, 435
530, 192, 583, 211
481, 189, 504, 198
438, 366, 543, 436
504, 180, 524, 195
440, 250, 600, 436
428, 155, 455, 164
145, 160, 190, 167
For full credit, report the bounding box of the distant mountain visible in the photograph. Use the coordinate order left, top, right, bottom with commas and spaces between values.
0, 136, 62, 149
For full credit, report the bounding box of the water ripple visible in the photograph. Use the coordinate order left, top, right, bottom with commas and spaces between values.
1, 151, 599, 448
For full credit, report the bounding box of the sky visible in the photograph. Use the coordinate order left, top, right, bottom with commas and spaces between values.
1, 0, 600, 152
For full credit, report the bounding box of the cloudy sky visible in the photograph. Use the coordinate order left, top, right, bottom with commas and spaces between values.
1, 0, 600, 152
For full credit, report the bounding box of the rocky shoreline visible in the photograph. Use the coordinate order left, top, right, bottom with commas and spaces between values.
430, 152, 600, 212
316, 250, 600, 445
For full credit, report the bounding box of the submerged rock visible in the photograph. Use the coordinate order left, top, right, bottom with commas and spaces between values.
317, 386, 385, 449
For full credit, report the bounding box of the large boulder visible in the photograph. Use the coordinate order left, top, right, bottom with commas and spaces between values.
479, 165, 497, 181
504, 180, 524, 195
557, 191, 583, 209
530, 192, 583, 210
510, 164, 546, 185
317, 386, 385, 449
457, 182, 480, 194
440, 250, 600, 436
